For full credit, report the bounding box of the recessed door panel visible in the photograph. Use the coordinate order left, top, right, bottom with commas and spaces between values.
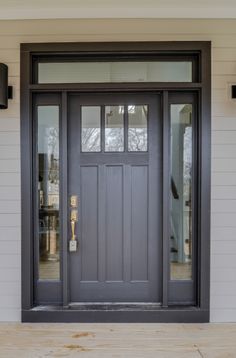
80, 166, 98, 282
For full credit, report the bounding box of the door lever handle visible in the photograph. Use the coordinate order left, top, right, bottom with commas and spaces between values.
69, 218, 78, 252
71, 219, 76, 241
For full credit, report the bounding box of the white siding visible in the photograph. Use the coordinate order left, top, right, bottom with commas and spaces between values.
0, 18, 236, 322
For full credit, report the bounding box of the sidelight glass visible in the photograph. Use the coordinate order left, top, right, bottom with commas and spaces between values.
81, 106, 101, 152
38, 61, 192, 83
128, 105, 148, 151
105, 106, 124, 152
37, 106, 60, 280
170, 104, 193, 280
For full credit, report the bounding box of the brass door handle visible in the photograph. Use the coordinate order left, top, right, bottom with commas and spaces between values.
69, 199, 78, 252
71, 219, 76, 241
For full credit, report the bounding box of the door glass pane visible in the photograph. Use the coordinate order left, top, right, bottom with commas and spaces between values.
128, 105, 148, 151
38, 61, 192, 83
81, 106, 101, 152
105, 106, 124, 152
170, 104, 192, 280
37, 106, 60, 280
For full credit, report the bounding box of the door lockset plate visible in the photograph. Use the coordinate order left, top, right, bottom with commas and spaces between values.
69, 239, 78, 252
70, 195, 78, 208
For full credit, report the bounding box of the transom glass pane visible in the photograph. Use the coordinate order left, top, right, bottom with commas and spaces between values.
81, 106, 101, 152
37, 106, 60, 280
105, 106, 124, 152
128, 105, 148, 152
170, 104, 192, 280
38, 61, 192, 83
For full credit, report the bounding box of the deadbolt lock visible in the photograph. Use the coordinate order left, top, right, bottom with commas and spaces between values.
70, 195, 78, 208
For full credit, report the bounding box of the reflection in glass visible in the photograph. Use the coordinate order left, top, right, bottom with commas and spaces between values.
128, 105, 148, 151
105, 106, 124, 152
81, 106, 101, 152
37, 106, 60, 280
170, 104, 192, 280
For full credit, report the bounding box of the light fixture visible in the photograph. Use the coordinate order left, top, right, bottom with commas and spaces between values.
0, 63, 13, 109
232, 85, 236, 99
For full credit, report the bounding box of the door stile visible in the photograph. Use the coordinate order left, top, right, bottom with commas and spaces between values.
61, 91, 69, 306
162, 91, 170, 308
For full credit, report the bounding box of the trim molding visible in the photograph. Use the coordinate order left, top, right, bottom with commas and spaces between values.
1, 6, 236, 20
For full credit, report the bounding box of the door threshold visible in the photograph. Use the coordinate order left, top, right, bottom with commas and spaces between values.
68, 302, 162, 311
23, 306, 209, 322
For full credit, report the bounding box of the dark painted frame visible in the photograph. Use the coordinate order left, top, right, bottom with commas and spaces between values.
21, 41, 211, 322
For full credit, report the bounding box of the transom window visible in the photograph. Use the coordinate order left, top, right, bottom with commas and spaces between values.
37, 60, 193, 83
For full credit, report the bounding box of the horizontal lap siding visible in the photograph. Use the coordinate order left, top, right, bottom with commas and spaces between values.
0, 18, 235, 322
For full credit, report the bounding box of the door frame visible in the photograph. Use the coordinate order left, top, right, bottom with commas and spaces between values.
20, 41, 211, 322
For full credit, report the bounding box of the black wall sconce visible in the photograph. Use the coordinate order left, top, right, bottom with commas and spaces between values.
0, 63, 13, 109
232, 85, 236, 99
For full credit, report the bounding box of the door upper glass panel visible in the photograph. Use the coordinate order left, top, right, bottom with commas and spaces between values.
38, 61, 192, 83
128, 105, 148, 152
81, 106, 101, 152
81, 105, 148, 153
105, 106, 124, 152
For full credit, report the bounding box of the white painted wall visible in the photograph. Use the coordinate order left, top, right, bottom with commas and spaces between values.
0, 19, 236, 322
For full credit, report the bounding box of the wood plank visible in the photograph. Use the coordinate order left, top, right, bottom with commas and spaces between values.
212, 213, 236, 227
0, 241, 20, 255
0, 173, 20, 186
212, 185, 236, 199
211, 226, 236, 240
212, 158, 236, 172
212, 144, 236, 158
212, 131, 236, 145
0, 160, 20, 173
0, 132, 20, 145
0, 19, 233, 35
212, 199, 236, 212
212, 172, 236, 185
212, 118, 236, 131
0, 323, 235, 356
211, 254, 236, 268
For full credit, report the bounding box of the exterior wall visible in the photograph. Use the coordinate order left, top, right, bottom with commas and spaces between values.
0, 19, 235, 322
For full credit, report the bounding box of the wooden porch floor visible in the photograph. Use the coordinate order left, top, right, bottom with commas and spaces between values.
0, 323, 235, 357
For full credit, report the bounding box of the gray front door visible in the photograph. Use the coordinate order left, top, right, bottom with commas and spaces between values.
68, 93, 162, 303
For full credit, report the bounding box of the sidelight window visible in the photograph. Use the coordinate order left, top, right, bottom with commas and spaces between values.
37, 106, 60, 280
170, 104, 193, 281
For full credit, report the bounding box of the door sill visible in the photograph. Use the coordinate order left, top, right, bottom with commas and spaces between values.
68, 302, 162, 311
23, 306, 209, 323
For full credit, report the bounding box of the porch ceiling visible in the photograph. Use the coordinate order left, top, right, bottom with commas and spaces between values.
0, 0, 236, 19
